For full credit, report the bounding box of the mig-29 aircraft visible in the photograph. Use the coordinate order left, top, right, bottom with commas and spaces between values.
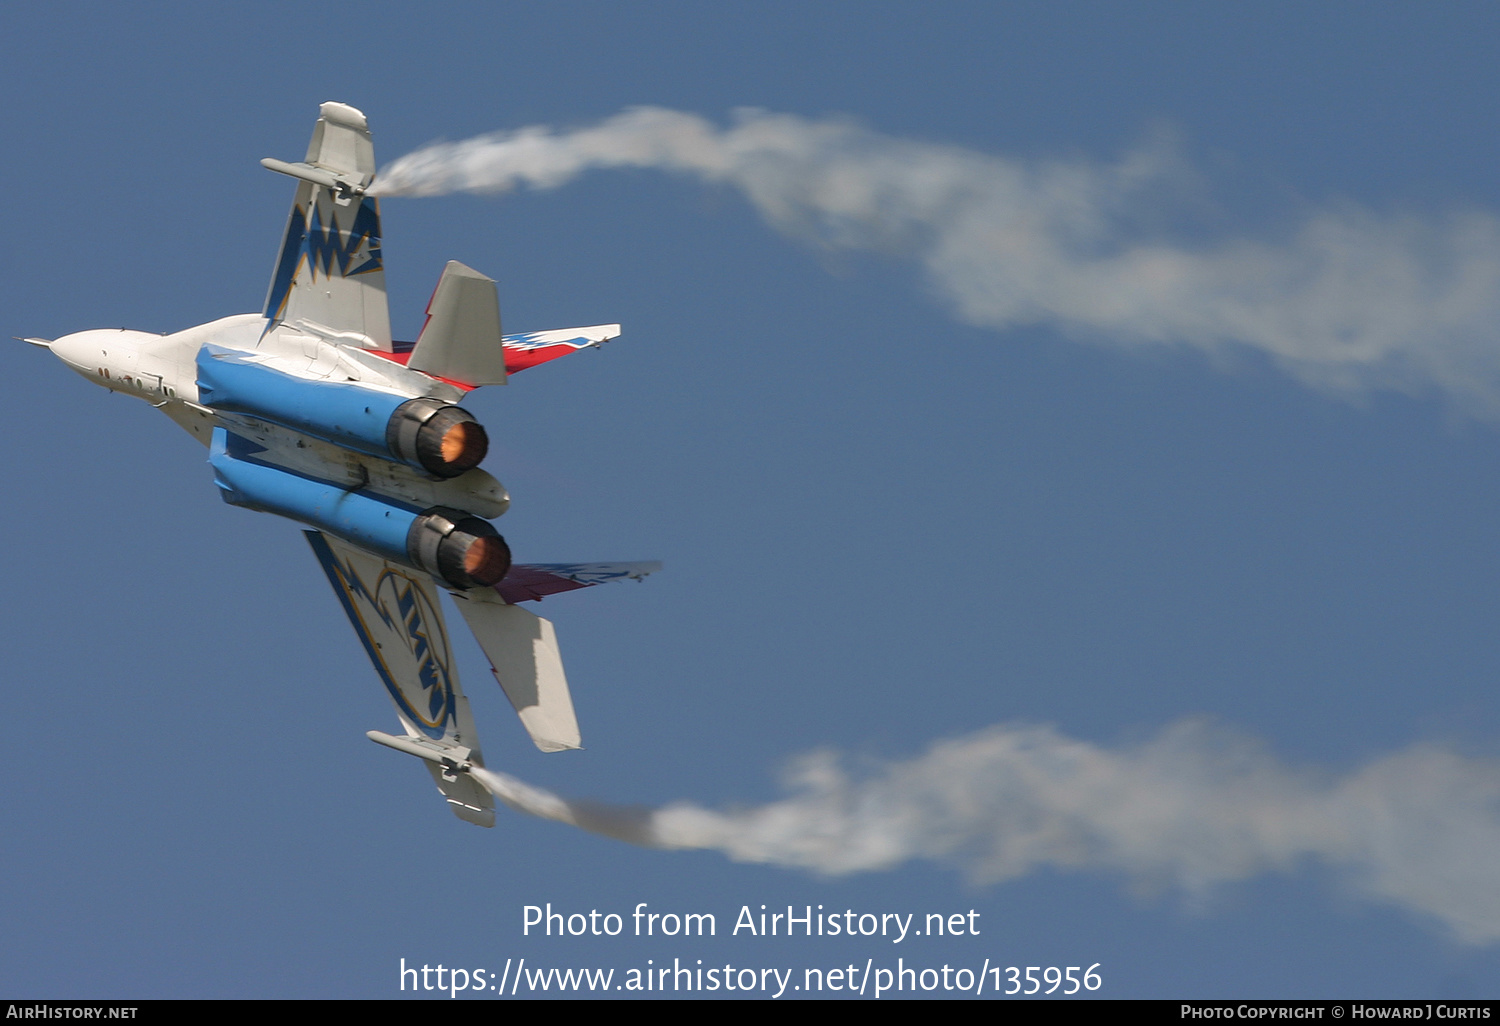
23, 102, 658, 827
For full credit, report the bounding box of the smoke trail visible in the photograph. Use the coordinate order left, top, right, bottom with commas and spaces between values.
470, 720, 1500, 944
375, 107, 1500, 411
470, 765, 657, 846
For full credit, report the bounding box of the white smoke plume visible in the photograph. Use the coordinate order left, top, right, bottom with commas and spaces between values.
386, 112, 1500, 939
375, 107, 1500, 411
471, 719, 1500, 944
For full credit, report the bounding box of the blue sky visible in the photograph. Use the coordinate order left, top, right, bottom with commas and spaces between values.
3, 1, 1499, 999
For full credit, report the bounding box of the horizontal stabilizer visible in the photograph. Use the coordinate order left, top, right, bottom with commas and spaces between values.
496, 562, 661, 604
502, 324, 620, 374
452, 588, 580, 753
409, 261, 507, 387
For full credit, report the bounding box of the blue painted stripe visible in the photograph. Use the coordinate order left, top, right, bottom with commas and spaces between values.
262, 196, 383, 323
263, 204, 307, 321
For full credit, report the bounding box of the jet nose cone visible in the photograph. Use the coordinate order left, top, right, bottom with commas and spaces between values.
48, 328, 156, 383
49, 331, 102, 374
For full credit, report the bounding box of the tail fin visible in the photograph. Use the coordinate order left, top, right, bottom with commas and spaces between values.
408, 261, 508, 387
262, 102, 392, 351
451, 588, 580, 753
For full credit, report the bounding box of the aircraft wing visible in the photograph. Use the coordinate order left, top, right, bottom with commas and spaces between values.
305, 530, 495, 826
496, 562, 662, 603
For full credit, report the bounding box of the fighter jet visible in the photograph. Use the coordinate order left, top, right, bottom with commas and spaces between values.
23, 102, 658, 827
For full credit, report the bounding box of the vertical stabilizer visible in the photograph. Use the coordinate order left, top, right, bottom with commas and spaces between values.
409, 261, 508, 387
263, 102, 392, 350
452, 588, 580, 752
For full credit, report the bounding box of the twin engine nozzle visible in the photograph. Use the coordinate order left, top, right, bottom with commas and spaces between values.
386, 397, 488, 478
199, 347, 512, 590
407, 506, 512, 590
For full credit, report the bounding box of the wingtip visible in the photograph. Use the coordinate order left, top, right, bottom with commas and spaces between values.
319, 101, 368, 131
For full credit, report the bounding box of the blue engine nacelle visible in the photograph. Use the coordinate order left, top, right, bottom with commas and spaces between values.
196, 346, 487, 479
210, 428, 510, 590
